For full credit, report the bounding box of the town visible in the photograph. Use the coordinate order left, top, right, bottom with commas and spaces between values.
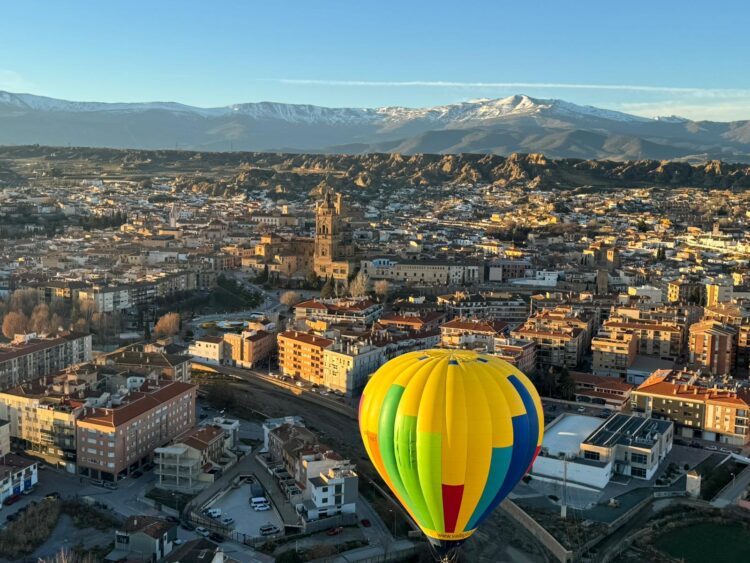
0, 160, 750, 563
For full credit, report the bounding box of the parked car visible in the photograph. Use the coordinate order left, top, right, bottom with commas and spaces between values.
22, 488, 34, 496
576, 406, 586, 413
6, 513, 17, 522
181, 523, 196, 531
254, 503, 271, 512
173, 539, 185, 546
706, 445, 719, 451
221, 516, 234, 525
689, 441, 702, 448
45, 492, 61, 500
360, 519, 371, 527
259, 524, 280, 536
4, 495, 21, 506
208, 532, 225, 543
327, 526, 343, 536
720, 447, 732, 454
196, 527, 210, 537
166, 515, 179, 523
206, 508, 222, 518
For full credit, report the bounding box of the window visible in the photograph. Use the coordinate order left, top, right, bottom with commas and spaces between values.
584, 450, 600, 461
630, 453, 648, 465
631, 467, 647, 478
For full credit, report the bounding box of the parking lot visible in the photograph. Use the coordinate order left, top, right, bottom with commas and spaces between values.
207, 482, 284, 539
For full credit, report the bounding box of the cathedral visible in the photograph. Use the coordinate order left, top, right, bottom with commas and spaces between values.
313, 190, 355, 281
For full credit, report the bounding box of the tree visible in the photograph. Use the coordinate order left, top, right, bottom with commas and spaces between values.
374, 280, 391, 302
2, 312, 29, 339
256, 264, 269, 283
280, 291, 301, 309
9, 289, 39, 316
349, 270, 369, 298
320, 276, 335, 299
154, 312, 181, 337
30, 303, 51, 334
144, 320, 152, 341
556, 367, 576, 400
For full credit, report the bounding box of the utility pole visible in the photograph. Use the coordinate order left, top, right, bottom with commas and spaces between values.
561, 456, 568, 519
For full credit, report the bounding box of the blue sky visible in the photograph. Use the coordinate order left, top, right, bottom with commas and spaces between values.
1, 0, 749, 120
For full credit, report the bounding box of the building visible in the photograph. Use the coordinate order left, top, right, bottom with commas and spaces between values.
154, 425, 232, 493
571, 372, 634, 410
705, 276, 733, 307
277, 331, 334, 384
632, 371, 750, 445
188, 336, 224, 365
304, 462, 358, 521
76, 380, 197, 482
591, 332, 637, 378
164, 539, 226, 563
107, 516, 178, 562
601, 316, 684, 362
0, 331, 92, 390
322, 341, 383, 396
667, 277, 702, 303
314, 190, 355, 280
377, 311, 446, 332
688, 320, 736, 375
222, 330, 274, 369
488, 259, 531, 282
532, 413, 673, 489
294, 298, 383, 328
0, 453, 38, 503
512, 308, 590, 370
361, 258, 484, 286
492, 337, 537, 375
96, 349, 191, 383
0, 382, 81, 471
437, 292, 528, 326
440, 318, 508, 350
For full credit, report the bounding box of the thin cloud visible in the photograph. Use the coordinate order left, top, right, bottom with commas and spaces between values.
271, 78, 750, 98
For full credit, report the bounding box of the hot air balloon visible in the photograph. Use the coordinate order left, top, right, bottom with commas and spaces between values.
358, 349, 543, 561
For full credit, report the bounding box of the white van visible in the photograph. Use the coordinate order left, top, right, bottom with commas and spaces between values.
250, 496, 268, 507
206, 508, 222, 518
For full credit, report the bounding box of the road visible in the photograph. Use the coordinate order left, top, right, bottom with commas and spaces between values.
195, 360, 357, 419
711, 462, 750, 508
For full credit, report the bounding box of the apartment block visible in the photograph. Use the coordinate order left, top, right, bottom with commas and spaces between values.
688, 320, 736, 375
95, 348, 192, 383
0, 331, 92, 390
592, 332, 638, 378
440, 318, 508, 350
436, 291, 528, 325
222, 330, 275, 369
322, 341, 383, 396
76, 380, 197, 482
632, 371, 749, 446
277, 331, 334, 385
294, 298, 383, 328
492, 337, 537, 375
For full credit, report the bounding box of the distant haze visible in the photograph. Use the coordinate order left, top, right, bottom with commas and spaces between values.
2, 91, 750, 162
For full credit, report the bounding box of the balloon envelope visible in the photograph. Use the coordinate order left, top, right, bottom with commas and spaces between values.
358, 349, 543, 548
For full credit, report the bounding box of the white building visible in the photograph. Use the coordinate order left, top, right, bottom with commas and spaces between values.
323, 342, 383, 396
302, 462, 358, 521
188, 336, 224, 364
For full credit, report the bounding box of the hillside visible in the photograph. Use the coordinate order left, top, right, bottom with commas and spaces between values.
2, 92, 750, 162
2, 145, 750, 196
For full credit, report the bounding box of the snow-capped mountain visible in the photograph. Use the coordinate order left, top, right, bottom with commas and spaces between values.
1, 90, 749, 161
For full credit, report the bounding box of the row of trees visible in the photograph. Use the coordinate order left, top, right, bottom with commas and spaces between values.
319, 271, 391, 301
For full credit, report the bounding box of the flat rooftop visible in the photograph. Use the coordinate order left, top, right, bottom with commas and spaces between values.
583, 413, 672, 450
542, 414, 603, 457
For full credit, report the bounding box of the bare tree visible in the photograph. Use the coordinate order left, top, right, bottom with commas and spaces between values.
374, 279, 391, 302
349, 270, 370, 298
8, 289, 39, 316
154, 312, 181, 337
280, 291, 302, 309
2, 312, 29, 339
30, 303, 52, 334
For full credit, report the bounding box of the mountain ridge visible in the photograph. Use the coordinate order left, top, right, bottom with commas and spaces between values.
1, 91, 749, 162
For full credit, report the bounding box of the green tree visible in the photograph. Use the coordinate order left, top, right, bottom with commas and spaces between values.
556, 367, 576, 400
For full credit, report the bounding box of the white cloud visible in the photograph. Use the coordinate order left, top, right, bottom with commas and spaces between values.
617, 100, 750, 122
272, 78, 750, 98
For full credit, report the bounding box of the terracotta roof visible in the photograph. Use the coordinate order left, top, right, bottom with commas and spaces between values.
278, 331, 334, 348
441, 319, 508, 334
78, 380, 195, 428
